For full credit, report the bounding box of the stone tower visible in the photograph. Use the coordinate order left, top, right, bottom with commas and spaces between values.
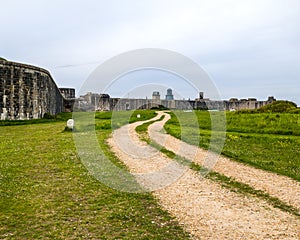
152, 91, 160, 100
165, 88, 174, 100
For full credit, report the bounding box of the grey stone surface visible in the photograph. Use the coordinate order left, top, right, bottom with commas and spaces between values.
85, 90, 276, 111
0, 60, 74, 120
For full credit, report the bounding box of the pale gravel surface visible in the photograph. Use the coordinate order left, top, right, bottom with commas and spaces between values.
108, 112, 300, 239
108, 114, 188, 191
149, 112, 300, 211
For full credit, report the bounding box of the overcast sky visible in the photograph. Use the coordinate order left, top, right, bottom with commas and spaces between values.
1, 0, 300, 105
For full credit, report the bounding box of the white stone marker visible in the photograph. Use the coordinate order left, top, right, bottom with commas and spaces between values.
67, 119, 74, 129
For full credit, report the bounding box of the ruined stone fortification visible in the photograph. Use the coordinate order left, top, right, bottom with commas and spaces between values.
0, 59, 276, 120
79, 91, 276, 112
0, 60, 74, 120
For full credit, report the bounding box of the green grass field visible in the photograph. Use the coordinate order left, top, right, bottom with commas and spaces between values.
164, 111, 300, 181
0, 110, 189, 239
1, 107, 299, 238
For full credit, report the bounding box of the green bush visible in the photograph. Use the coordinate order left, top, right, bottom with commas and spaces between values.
43, 112, 56, 119
150, 105, 169, 110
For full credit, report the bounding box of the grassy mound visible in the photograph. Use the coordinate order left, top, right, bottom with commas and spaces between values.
258, 101, 298, 113
0, 57, 7, 61
237, 100, 299, 114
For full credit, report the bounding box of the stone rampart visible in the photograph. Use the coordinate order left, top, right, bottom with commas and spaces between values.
95, 94, 276, 111
1, 58, 274, 119
0, 60, 73, 120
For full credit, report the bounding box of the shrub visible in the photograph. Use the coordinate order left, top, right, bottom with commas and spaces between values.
150, 105, 169, 110
43, 112, 56, 119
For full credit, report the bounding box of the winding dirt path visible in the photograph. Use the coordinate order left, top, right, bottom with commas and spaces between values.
108, 112, 300, 239
148, 112, 300, 211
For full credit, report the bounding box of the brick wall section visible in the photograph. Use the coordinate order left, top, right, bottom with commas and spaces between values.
0, 60, 68, 120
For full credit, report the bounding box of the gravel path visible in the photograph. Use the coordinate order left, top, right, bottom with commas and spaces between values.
108, 112, 300, 239
148, 112, 300, 211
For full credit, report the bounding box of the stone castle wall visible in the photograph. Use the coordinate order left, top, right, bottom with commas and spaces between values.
96, 95, 275, 111
0, 59, 276, 120
0, 60, 74, 120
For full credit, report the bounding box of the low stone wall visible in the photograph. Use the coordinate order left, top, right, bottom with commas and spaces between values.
0, 60, 71, 120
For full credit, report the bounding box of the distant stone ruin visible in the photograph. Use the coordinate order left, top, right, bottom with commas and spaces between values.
77, 90, 276, 112
0, 59, 276, 120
